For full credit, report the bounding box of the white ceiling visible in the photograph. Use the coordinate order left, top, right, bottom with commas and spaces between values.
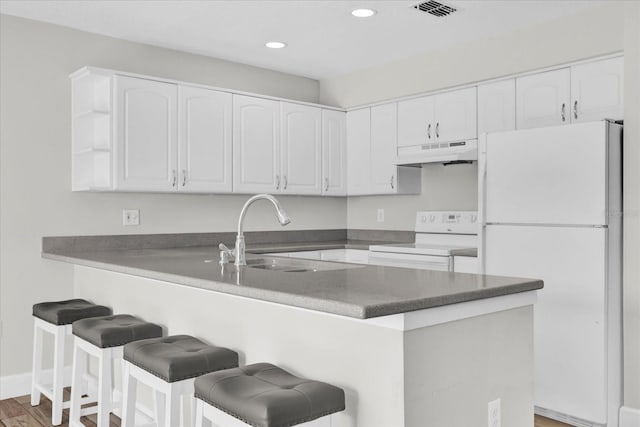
0, 0, 610, 80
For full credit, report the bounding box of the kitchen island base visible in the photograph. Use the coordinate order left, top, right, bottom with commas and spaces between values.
73, 265, 534, 427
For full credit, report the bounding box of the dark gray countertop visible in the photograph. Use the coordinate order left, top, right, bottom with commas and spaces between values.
42, 244, 541, 319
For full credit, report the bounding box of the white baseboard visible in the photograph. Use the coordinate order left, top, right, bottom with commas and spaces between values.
1, 367, 72, 400
620, 406, 640, 427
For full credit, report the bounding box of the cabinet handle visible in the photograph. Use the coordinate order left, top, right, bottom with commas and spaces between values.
276, 174, 280, 190
283, 175, 288, 190
573, 100, 578, 120
561, 103, 566, 122
427, 124, 431, 139
435, 122, 440, 138
390, 175, 395, 189
171, 170, 177, 187
182, 169, 187, 187
324, 177, 329, 192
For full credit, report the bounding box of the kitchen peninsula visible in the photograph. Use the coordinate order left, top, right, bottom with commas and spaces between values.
43, 236, 542, 427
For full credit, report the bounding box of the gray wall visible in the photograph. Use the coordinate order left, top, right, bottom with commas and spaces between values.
0, 14, 346, 378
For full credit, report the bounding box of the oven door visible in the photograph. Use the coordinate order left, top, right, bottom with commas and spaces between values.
367, 251, 451, 271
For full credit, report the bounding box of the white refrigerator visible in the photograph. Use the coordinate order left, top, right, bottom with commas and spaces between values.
478, 121, 622, 427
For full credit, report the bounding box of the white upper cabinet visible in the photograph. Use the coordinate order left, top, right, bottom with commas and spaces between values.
346, 108, 371, 196
114, 75, 178, 192
322, 110, 347, 196
370, 104, 399, 194
233, 95, 281, 194
397, 96, 435, 148
433, 87, 477, 142
397, 87, 476, 147
478, 79, 516, 135
281, 102, 322, 195
571, 57, 624, 123
516, 68, 571, 129
178, 86, 232, 193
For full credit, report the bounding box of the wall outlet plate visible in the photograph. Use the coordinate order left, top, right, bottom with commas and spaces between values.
123, 209, 140, 226
377, 208, 385, 223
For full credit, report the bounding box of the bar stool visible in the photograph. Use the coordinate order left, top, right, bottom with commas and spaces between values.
69, 314, 163, 427
194, 363, 346, 427
31, 299, 112, 425
121, 335, 239, 427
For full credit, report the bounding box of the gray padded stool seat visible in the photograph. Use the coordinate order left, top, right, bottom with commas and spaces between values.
123, 335, 239, 382
194, 362, 346, 427
72, 314, 163, 348
33, 298, 112, 325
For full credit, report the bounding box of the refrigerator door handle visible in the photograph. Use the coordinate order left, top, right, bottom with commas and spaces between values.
478, 134, 488, 275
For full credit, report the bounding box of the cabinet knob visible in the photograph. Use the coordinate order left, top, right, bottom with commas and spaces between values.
435, 122, 440, 139
171, 170, 177, 187
324, 177, 329, 192
561, 103, 566, 122
182, 169, 187, 187
573, 100, 578, 120
427, 123, 431, 139
276, 174, 280, 190
390, 175, 395, 189
283, 175, 288, 190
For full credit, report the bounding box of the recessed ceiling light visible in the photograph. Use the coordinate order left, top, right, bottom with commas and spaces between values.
265, 41, 287, 49
351, 8, 377, 18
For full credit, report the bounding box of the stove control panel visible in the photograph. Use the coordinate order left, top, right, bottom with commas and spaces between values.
415, 211, 478, 234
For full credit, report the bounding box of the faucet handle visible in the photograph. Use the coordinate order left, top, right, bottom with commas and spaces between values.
219, 243, 235, 265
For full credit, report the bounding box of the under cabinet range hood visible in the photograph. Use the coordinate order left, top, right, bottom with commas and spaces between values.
395, 139, 478, 166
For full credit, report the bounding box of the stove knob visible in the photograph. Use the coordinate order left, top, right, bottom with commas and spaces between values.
421, 215, 427, 223
470, 214, 477, 223
429, 214, 436, 222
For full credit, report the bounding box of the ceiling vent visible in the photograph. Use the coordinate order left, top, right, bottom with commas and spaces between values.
412, 1, 457, 17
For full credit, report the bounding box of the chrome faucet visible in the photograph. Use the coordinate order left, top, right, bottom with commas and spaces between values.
219, 194, 291, 266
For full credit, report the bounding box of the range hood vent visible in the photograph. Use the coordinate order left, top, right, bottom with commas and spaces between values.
412, 1, 457, 17
395, 139, 477, 166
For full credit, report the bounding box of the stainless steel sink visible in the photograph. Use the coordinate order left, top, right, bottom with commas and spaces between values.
245, 257, 362, 273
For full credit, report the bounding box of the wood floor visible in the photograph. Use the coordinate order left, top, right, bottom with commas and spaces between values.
1, 392, 571, 427
0, 390, 119, 427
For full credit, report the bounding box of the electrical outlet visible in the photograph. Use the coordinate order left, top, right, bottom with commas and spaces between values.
377, 208, 385, 223
123, 209, 140, 226
488, 398, 501, 427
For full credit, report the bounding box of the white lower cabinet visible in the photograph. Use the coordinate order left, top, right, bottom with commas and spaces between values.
268, 249, 370, 264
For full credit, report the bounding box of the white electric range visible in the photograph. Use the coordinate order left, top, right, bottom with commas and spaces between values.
368, 211, 479, 273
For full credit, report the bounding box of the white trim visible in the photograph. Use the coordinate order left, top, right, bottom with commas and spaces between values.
69, 66, 345, 112
620, 406, 640, 427
0, 367, 72, 400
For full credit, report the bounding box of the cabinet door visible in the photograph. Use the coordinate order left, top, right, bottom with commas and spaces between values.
571, 57, 624, 123
434, 87, 477, 142
346, 108, 371, 195
477, 79, 515, 135
397, 96, 434, 147
322, 110, 347, 196
370, 103, 398, 194
516, 68, 570, 129
233, 95, 280, 193
281, 102, 322, 195
178, 86, 232, 193
114, 76, 177, 192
